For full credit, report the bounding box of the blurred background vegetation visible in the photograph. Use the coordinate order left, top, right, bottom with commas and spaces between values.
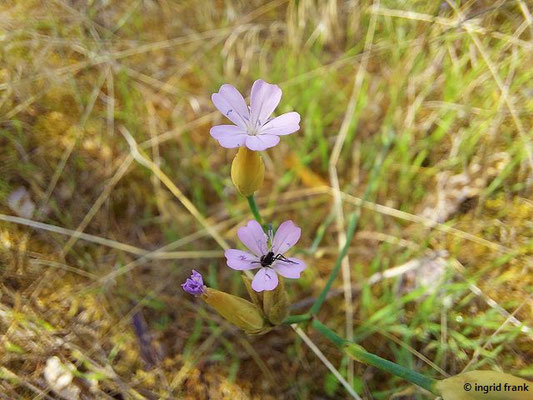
1, 0, 532, 399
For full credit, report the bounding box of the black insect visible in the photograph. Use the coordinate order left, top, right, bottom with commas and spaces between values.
260, 251, 276, 267
254, 251, 298, 268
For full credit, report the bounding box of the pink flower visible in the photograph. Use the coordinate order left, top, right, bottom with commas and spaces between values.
225, 220, 306, 292
210, 79, 301, 151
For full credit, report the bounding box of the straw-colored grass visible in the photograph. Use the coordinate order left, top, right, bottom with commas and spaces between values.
1, 0, 532, 398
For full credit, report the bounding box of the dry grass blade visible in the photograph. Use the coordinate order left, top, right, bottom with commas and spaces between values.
272, 187, 524, 256
461, 293, 533, 372
449, 5, 533, 178
0, 214, 222, 260
61, 155, 134, 256
369, 5, 533, 49
2, 0, 531, 397
0, 213, 149, 255
119, 126, 229, 250
292, 325, 362, 400
451, 259, 532, 335
328, 0, 379, 385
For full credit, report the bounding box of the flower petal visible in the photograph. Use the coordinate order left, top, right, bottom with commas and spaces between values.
250, 79, 282, 126
225, 249, 259, 270
181, 270, 206, 296
260, 112, 300, 136
237, 220, 268, 257
212, 84, 250, 128
251, 267, 279, 292
272, 220, 301, 254
210, 125, 248, 148
219, 84, 250, 117
245, 134, 280, 151
273, 257, 306, 279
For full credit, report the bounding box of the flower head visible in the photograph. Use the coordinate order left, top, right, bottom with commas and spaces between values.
181, 270, 206, 296
225, 220, 306, 292
210, 79, 301, 151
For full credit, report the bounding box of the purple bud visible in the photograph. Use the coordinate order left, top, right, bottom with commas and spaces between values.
181, 270, 206, 296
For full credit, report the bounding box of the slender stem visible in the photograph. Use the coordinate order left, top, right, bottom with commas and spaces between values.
311, 319, 346, 347
309, 208, 362, 315
246, 195, 263, 224
310, 134, 393, 315
312, 319, 438, 394
345, 344, 437, 393
283, 313, 312, 324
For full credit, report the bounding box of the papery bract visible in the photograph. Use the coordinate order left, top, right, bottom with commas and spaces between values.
231, 146, 265, 196
202, 287, 268, 334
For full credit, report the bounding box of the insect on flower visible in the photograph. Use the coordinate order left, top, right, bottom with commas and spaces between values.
210, 79, 301, 151
225, 220, 306, 292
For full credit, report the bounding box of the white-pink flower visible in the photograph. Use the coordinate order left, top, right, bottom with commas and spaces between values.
210, 79, 301, 151
224, 220, 306, 292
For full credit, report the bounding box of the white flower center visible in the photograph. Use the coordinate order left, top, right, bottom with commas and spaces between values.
246, 119, 262, 136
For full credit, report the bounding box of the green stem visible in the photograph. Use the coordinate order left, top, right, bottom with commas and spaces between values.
310, 134, 393, 315
312, 319, 438, 394
311, 319, 346, 347
246, 195, 263, 224
309, 208, 362, 315
283, 313, 312, 324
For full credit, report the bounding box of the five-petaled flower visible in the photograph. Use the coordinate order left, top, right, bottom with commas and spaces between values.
181, 270, 206, 296
210, 79, 301, 151
225, 220, 306, 292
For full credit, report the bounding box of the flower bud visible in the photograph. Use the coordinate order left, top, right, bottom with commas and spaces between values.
435, 370, 532, 400
231, 146, 264, 197
263, 276, 289, 325
181, 270, 206, 296
202, 288, 268, 334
